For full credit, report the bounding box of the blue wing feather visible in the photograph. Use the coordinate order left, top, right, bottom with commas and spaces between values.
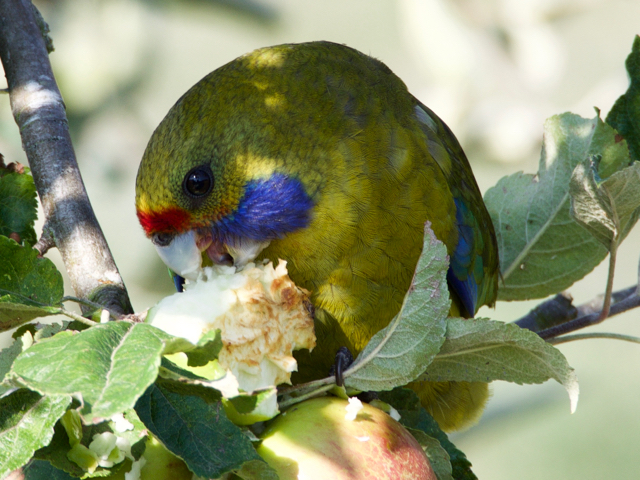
447, 198, 479, 317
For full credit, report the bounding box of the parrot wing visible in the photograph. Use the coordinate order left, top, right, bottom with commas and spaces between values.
414, 101, 499, 316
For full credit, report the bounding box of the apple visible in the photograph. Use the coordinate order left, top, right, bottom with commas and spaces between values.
101, 435, 192, 480
257, 396, 437, 480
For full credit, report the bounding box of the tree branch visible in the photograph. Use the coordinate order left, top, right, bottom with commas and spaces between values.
514, 285, 640, 340
0, 0, 133, 315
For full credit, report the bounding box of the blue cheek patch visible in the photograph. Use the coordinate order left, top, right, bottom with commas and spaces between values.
447, 197, 479, 317
213, 173, 314, 242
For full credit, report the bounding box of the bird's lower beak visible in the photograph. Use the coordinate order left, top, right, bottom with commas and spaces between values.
154, 230, 271, 281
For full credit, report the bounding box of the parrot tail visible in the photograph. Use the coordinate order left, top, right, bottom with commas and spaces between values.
406, 380, 490, 432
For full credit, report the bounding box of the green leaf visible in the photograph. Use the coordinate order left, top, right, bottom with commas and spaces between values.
33, 322, 68, 342
0, 337, 24, 385
185, 329, 223, 367
0, 236, 64, 332
157, 357, 234, 401
222, 387, 279, 425
589, 112, 632, 178
570, 159, 640, 247
233, 459, 280, 480
23, 459, 77, 480
406, 427, 453, 480
0, 303, 64, 333
34, 421, 96, 477
419, 318, 579, 413
135, 383, 263, 479
378, 388, 476, 480
606, 35, 640, 161
0, 163, 37, 245
484, 113, 612, 300
343, 223, 449, 391
0, 389, 71, 478
34, 406, 147, 478
8, 322, 167, 423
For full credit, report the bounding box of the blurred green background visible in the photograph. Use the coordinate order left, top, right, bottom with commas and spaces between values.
1, 0, 640, 478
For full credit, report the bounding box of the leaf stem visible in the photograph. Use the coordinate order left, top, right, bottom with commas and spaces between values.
598, 239, 618, 321
62, 296, 119, 320
58, 307, 97, 327
278, 376, 335, 397
278, 384, 335, 410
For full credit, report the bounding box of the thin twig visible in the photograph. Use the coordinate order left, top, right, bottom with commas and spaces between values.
514, 284, 640, 338
62, 296, 121, 321
514, 292, 578, 332
0, 0, 133, 315
278, 384, 335, 410
278, 375, 336, 397
549, 332, 640, 345
538, 289, 640, 339
58, 307, 98, 327
33, 224, 54, 256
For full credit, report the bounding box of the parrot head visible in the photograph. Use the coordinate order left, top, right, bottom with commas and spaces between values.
134, 45, 319, 279
136, 149, 314, 280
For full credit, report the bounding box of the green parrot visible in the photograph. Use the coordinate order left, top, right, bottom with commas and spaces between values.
135, 41, 499, 432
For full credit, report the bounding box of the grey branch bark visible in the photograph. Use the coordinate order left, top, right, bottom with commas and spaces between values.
514, 285, 640, 340
0, 0, 133, 315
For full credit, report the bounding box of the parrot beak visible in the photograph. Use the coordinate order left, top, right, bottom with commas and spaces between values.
154, 229, 271, 282
153, 230, 202, 281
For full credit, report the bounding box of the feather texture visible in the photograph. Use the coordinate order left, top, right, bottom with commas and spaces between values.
136, 41, 499, 431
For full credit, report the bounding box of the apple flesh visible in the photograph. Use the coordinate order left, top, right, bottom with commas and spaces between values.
257, 396, 437, 480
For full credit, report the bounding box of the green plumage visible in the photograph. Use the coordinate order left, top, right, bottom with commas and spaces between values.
136, 41, 499, 431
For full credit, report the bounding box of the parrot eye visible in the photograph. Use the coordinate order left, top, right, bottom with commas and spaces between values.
152, 232, 175, 247
183, 166, 213, 198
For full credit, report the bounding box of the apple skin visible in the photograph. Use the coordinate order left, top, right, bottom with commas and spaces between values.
257, 396, 437, 480
102, 435, 192, 480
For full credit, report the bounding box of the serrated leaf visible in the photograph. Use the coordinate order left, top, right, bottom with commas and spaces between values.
34, 406, 145, 478
0, 303, 63, 333
406, 427, 453, 480
0, 236, 64, 332
0, 337, 24, 384
9, 322, 167, 423
378, 388, 476, 480
484, 113, 613, 300
343, 223, 449, 392
34, 420, 105, 478
158, 356, 236, 400
0, 164, 38, 245
606, 35, 640, 161
23, 459, 77, 480
0, 389, 71, 478
590, 112, 632, 178
222, 387, 279, 425
570, 159, 640, 247
419, 318, 579, 412
134, 383, 263, 478
185, 329, 223, 367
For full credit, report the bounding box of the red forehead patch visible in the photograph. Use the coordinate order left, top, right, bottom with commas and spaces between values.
137, 207, 191, 236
